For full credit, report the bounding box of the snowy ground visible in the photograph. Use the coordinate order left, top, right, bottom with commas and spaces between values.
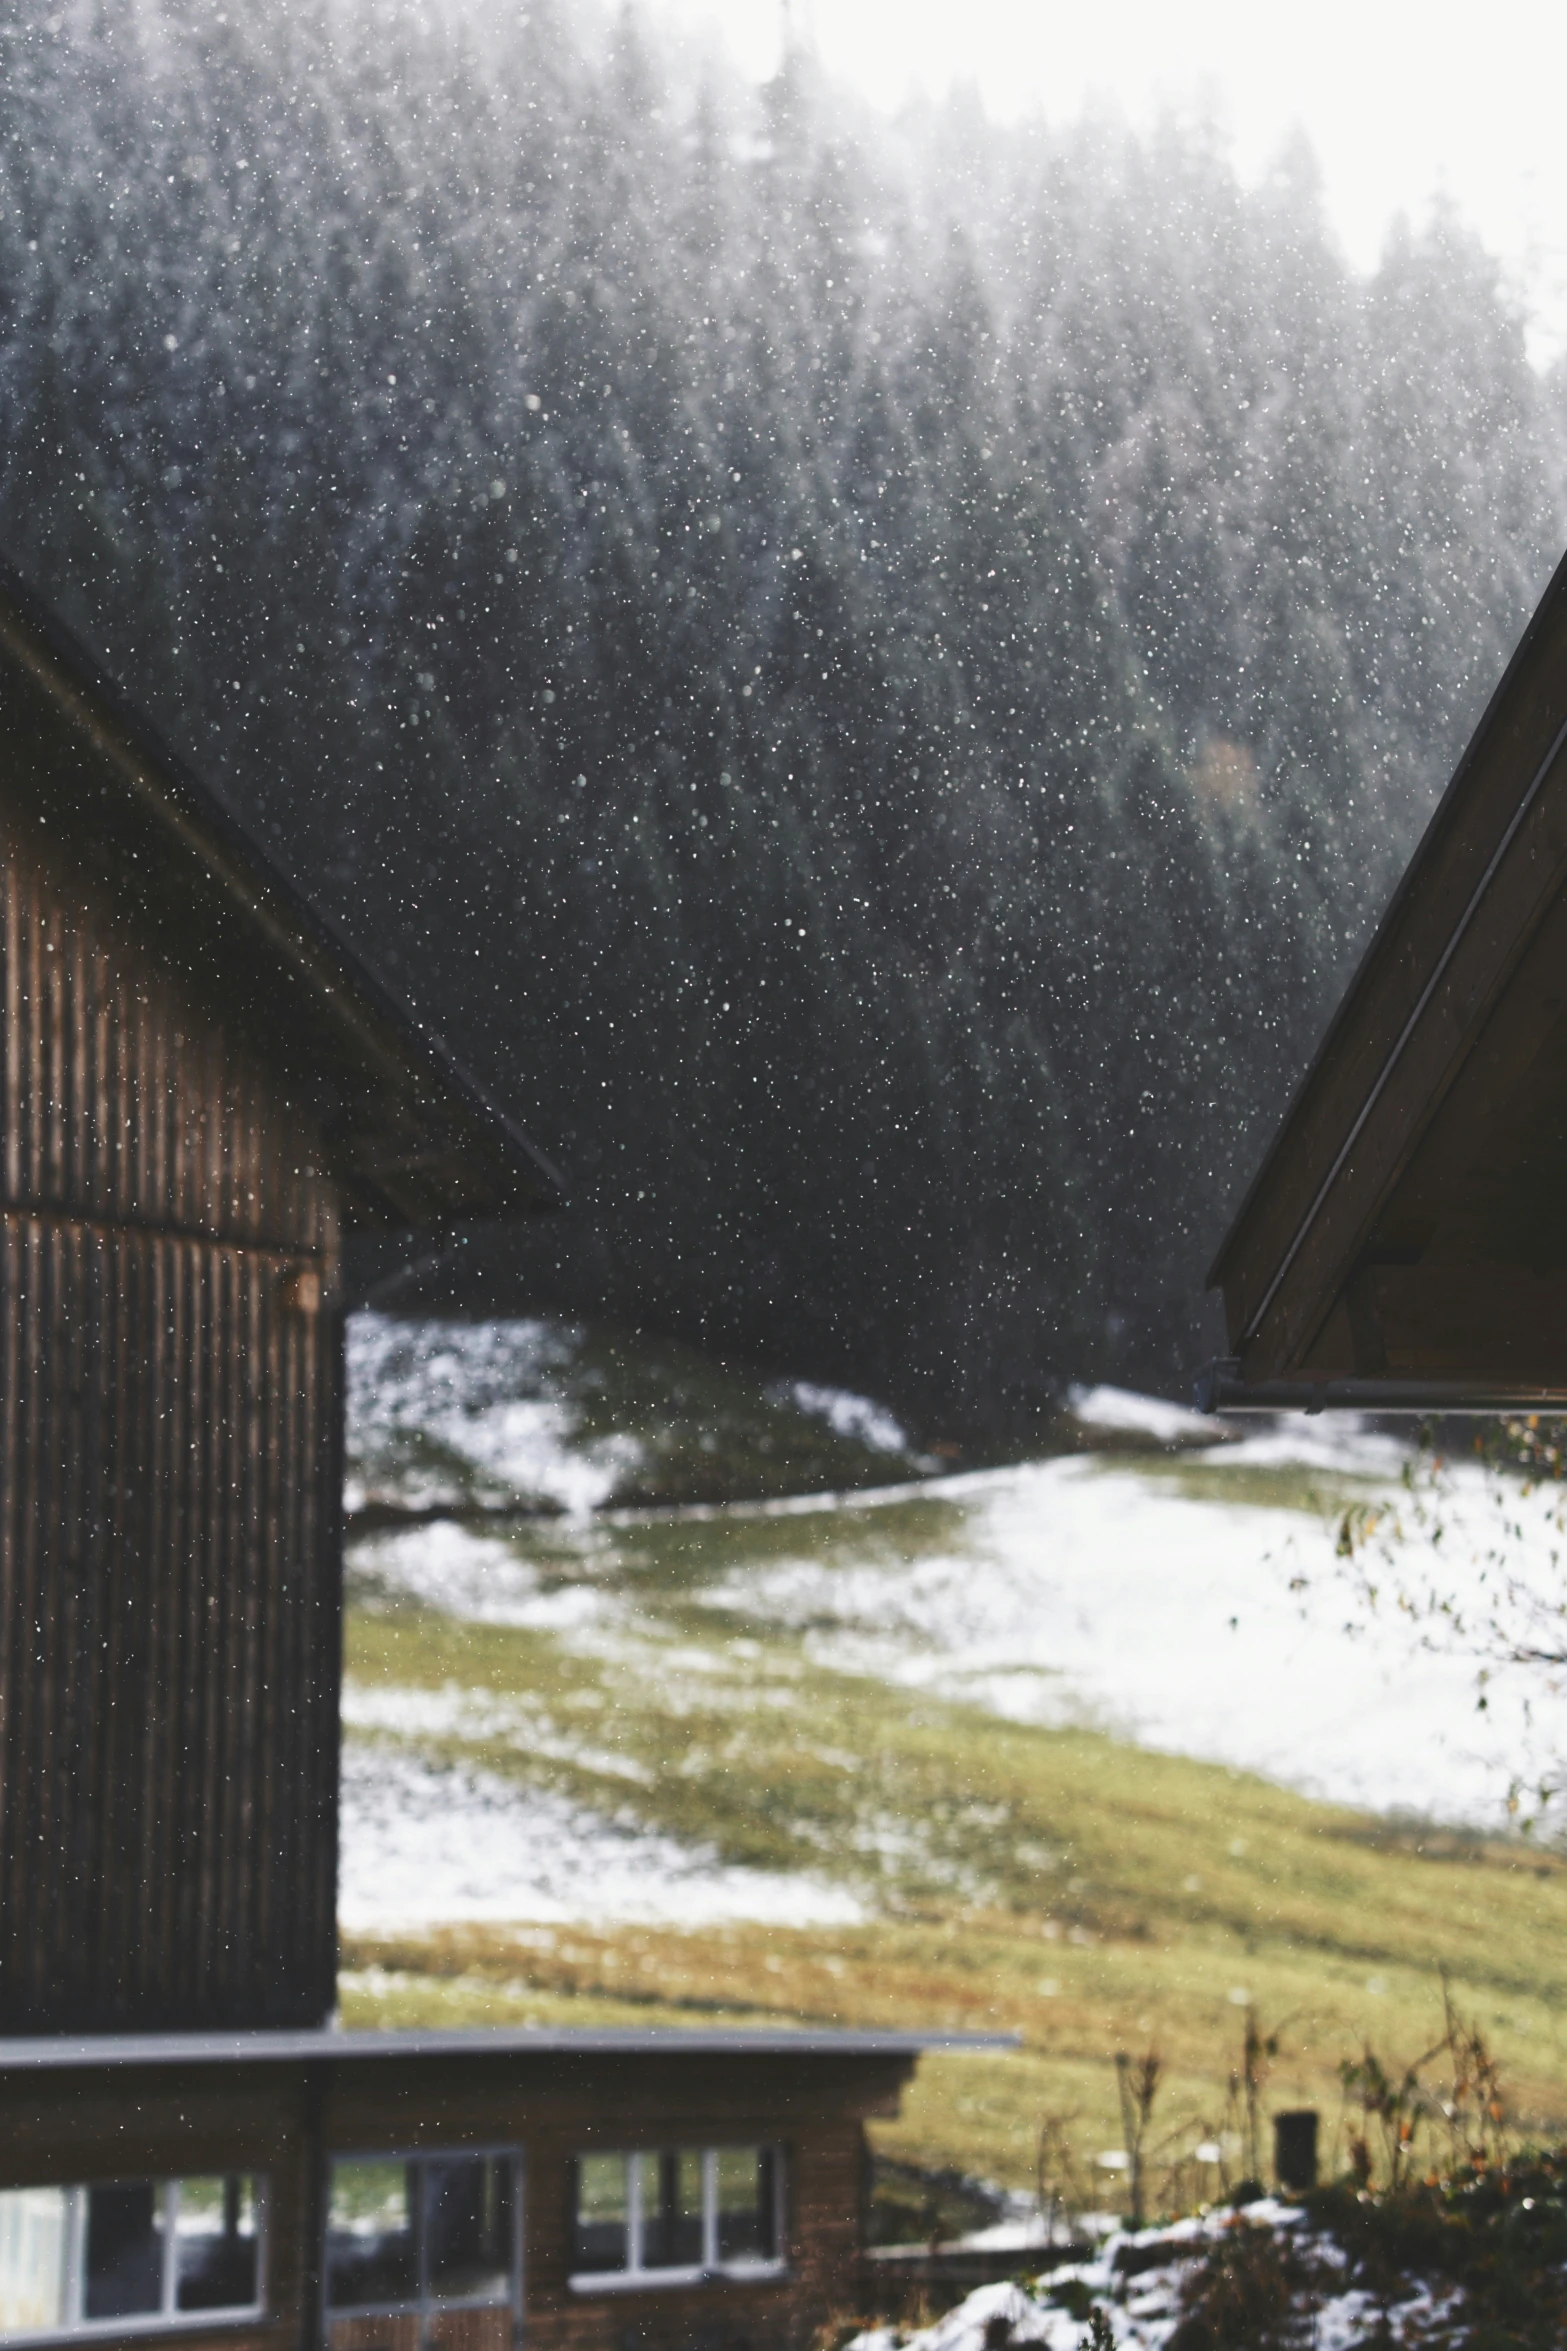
854, 2205, 1456, 2351
337, 1746, 862, 1932
702, 1429, 1559, 1825
340, 1326, 1567, 1929
343, 1310, 928, 1516
346, 1314, 653, 1513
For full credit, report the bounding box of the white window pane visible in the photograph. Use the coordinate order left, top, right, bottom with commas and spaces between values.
174, 2176, 260, 2313
0, 2190, 70, 2337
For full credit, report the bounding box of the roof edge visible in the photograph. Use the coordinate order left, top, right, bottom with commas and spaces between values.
0, 560, 565, 1215
0, 2026, 1018, 2072
1206, 538, 1567, 1295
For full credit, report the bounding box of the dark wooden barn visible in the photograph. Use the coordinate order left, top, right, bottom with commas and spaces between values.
0, 564, 562, 2039
0, 571, 992, 2351
1206, 540, 1567, 1407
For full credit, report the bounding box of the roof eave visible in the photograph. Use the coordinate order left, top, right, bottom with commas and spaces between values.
1207, 537, 1567, 1308
0, 562, 564, 1223
0, 2025, 1018, 2072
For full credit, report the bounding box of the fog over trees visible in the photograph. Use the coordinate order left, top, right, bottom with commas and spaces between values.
7, 0, 1566, 1434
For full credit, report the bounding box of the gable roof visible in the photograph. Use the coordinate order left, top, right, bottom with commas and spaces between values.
1206, 543, 1567, 1410
0, 561, 563, 1228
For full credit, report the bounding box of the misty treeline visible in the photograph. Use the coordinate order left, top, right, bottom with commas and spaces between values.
4, 0, 1565, 1433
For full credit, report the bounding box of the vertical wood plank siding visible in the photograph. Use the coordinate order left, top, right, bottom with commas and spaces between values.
0, 811, 341, 2031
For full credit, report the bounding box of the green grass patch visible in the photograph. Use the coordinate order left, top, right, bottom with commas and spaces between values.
343, 1504, 1567, 2202
1104, 1451, 1384, 1517
339, 1896, 1567, 2203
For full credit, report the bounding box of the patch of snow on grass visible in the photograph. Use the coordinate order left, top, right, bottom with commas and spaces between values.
1209, 1411, 1411, 1476
773, 1379, 909, 1453
348, 1313, 642, 1514
710, 1453, 1553, 1829
449, 1401, 642, 1515
342, 1679, 653, 1783
338, 1745, 864, 1931
852, 2204, 1422, 2351
352, 1521, 609, 1630
1066, 1384, 1230, 1445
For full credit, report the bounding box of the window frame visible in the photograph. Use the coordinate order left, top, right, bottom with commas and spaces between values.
567, 2144, 786, 2295
322, 2144, 525, 2334
0, 2175, 267, 2347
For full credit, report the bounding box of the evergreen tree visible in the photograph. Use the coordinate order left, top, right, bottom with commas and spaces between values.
0, 0, 1558, 1431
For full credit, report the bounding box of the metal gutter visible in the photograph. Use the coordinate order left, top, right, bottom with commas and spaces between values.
1195, 1359, 1567, 1416
0, 2026, 1018, 2072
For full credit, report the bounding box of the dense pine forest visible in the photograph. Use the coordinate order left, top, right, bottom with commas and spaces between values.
6, 0, 1566, 1433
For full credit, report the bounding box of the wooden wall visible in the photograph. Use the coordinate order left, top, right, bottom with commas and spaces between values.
0, 2059, 311, 2351
516, 2118, 862, 2351
319, 2047, 893, 2351
0, 800, 343, 2031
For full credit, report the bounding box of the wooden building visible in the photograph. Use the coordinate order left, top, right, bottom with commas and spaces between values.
1206, 542, 1567, 1408
0, 563, 561, 2037
0, 2026, 963, 2351
0, 568, 992, 2351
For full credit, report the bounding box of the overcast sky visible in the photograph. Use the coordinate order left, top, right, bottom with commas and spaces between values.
653, 0, 1567, 362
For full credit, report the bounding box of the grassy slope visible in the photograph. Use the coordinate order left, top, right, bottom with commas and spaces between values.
340, 1468, 1567, 2202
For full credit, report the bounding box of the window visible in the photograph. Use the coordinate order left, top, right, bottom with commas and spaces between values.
324, 2151, 519, 2351
0, 2178, 263, 2341
570, 2148, 781, 2288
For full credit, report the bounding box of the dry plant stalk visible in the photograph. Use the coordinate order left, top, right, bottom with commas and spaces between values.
1339, 1981, 1510, 2189
1116, 2047, 1163, 2228
1035, 2112, 1085, 2244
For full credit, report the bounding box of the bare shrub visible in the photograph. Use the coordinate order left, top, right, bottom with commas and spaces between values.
1166, 2221, 1321, 2351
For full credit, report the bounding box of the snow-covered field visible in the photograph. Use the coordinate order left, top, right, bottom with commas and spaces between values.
700, 1432, 1555, 1825
340, 1324, 1567, 1931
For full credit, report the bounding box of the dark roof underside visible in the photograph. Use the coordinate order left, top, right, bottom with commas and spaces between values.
0, 565, 562, 1226
1209, 540, 1567, 1397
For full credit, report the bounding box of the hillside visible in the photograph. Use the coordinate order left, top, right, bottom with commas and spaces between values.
6, 0, 1567, 1419
339, 1315, 1567, 2201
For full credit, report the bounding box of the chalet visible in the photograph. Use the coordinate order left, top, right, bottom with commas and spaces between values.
1205, 542, 1567, 1412
0, 566, 990, 2350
